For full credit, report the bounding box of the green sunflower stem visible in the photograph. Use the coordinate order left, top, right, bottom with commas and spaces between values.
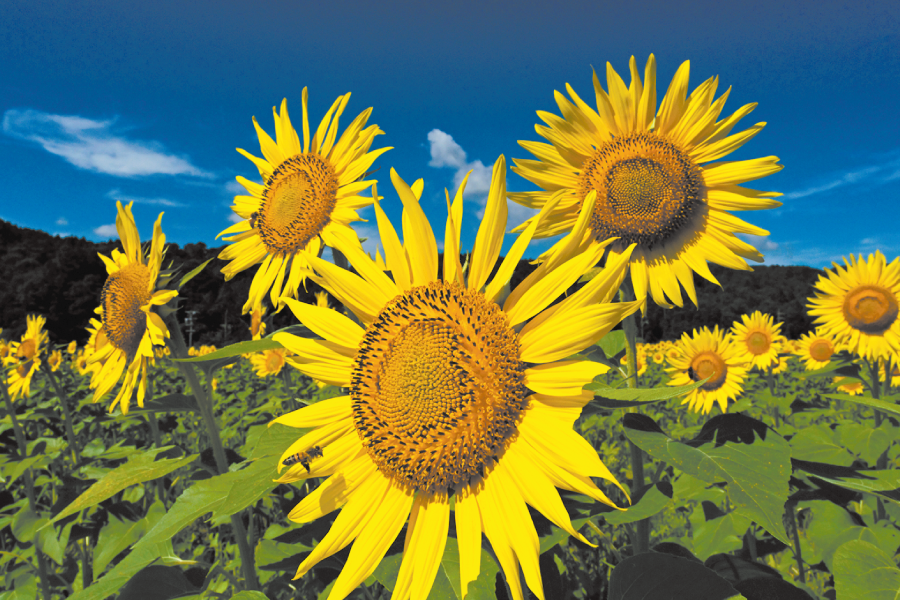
786, 503, 806, 584
869, 358, 889, 521
41, 361, 82, 465
146, 376, 168, 508
620, 288, 649, 555
165, 315, 259, 592
2, 384, 53, 600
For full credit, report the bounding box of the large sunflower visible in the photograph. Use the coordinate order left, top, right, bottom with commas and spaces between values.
6, 315, 49, 400
807, 251, 900, 362
269, 157, 641, 600
794, 330, 840, 370
667, 326, 749, 414
88, 202, 177, 414
730, 311, 786, 371
217, 90, 391, 314
511, 55, 783, 308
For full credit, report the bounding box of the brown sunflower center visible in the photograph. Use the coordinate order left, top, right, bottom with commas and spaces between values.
842, 285, 899, 334
690, 351, 728, 391
746, 331, 771, 355
577, 132, 703, 248
351, 281, 528, 494
266, 350, 284, 374
255, 153, 339, 255
101, 262, 152, 360
809, 339, 834, 362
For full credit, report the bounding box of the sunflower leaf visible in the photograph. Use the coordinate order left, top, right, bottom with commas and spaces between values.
824, 393, 900, 418
48, 447, 196, 525
587, 379, 706, 409
623, 414, 792, 546
608, 552, 744, 600
176, 258, 214, 290
833, 540, 900, 600
604, 482, 673, 525
793, 459, 900, 504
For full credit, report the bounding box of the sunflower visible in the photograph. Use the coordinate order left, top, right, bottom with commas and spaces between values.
250, 348, 289, 378
6, 315, 49, 400
217, 90, 391, 314
511, 55, 782, 308
270, 157, 641, 600
730, 311, 786, 371
666, 326, 749, 414
808, 251, 900, 361
794, 330, 840, 370
249, 305, 267, 340
47, 349, 63, 372
833, 376, 864, 396
88, 202, 177, 414
620, 349, 648, 377
66, 340, 77, 355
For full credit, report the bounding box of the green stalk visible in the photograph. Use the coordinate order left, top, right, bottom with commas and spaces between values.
868, 358, 889, 521
2, 383, 53, 600
786, 504, 806, 583
145, 375, 168, 507
165, 315, 259, 591
620, 289, 649, 554
41, 361, 82, 465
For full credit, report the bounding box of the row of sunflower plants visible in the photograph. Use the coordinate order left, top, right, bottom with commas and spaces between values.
3, 53, 900, 600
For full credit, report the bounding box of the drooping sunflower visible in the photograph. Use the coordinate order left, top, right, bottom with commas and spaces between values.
808, 251, 900, 361
794, 330, 840, 370
217, 90, 391, 314
66, 340, 77, 355
88, 202, 177, 414
270, 157, 641, 600
249, 305, 267, 340
667, 326, 749, 414
511, 55, 783, 308
6, 315, 49, 400
730, 311, 786, 371
833, 376, 864, 396
47, 349, 63, 372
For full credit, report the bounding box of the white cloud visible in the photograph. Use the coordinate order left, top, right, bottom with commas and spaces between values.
427, 129, 492, 199
227, 212, 243, 224
55, 217, 68, 226
93, 224, 118, 239
3, 108, 212, 178
784, 155, 900, 200
106, 188, 186, 208
225, 179, 249, 196
738, 233, 779, 252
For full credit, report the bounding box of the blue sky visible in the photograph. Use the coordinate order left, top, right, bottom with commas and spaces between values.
2, 0, 898, 268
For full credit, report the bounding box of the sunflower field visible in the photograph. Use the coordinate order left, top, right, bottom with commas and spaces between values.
4, 56, 900, 600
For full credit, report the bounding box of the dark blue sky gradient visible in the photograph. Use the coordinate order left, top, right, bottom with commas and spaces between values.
2, 0, 898, 267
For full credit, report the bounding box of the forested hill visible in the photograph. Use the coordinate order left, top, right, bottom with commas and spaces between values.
0, 218, 822, 345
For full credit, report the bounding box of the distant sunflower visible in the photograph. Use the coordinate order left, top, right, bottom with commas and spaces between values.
833, 376, 864, 396
270, 158, 641, 600
667, 326, 749, 414
47, 349, 63, 372
66, 340, 77, 355
794, 330, 840, 370
250, 348, 289, 378
88, 202, 177, 414
218, 90, 391, 314
511, 55, 782, 308
808, 251, 900, 361
730, 311, 786, 371
6, 315, 49, 400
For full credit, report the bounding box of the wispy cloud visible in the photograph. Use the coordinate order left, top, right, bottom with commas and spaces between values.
783, 155, 900, 200
55, 217, 68, 226
93, 224, 118, 239
106, 188, 187, 208
2, 108, 212, 178
738, 233, 779, 253
427, 129, 492, 199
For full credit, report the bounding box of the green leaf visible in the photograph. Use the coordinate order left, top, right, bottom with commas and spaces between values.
607, 552, 744, 600
50, 447, 197, 525
796, 462, 900, 504
605, 482, 673, 525
588, 379, 706, 409
37, 521, 65, 565
597, 330, 627, 360
836, 422, 893, 466
177, 258, 214, 290
68, 541, 170, 600
692, 512, 749, 561
11, 507, 43, 543
116, 564, 199, 600
175, 338, 284, 363
789, 425, 855, 466
824, 393, 900, 418
799, 500, 876, 569
232, 593, 272, 600
833, 540, 900, 600
209, 459, 280, 525
93, 515, 149, 576
624, 415, 792, 546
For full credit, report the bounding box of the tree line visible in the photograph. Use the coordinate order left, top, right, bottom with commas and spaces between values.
0, 218, 821, 346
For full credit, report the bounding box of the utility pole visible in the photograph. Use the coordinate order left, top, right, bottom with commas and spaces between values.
185, 310, 198, 347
